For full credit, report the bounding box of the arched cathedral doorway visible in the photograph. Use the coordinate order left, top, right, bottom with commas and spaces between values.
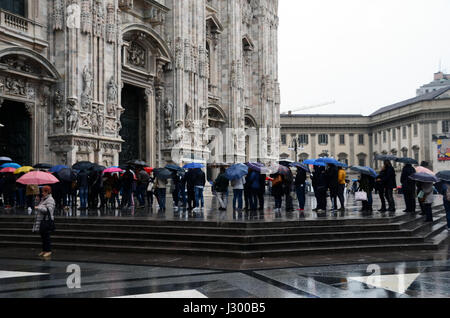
0, 100, 31, 165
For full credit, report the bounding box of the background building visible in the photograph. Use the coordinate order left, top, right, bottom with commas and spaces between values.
0, 0, 280, 168
417, 72, 450, 96
281, 86, 450, 174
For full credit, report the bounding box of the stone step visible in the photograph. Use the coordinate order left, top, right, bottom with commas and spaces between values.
0, 239, 441, 258
0, 232, 429, 251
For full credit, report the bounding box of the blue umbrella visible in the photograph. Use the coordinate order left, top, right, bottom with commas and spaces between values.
183, 163, 205, 169
317, 157, 340, 165
0, 163, 21, 169
49, 165, 69, 173
225, 163, 249, 180
303, 159, 326, 167
246, 162, 265, 172
395, 157, 419, 165
336, 162, 348, 168
436, 171, 450, 182
290, 162, 310, 173
350, 166, 378, 178
409, 173, 440, 183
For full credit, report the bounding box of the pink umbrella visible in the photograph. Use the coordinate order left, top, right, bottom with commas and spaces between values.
415, 166, 435, 176
16, 171, 59, 185
103, 167, 124, 174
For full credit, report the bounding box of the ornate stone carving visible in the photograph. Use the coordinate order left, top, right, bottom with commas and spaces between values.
128, 42, 146, 68
25, 102, 34, 118
5, 77, 26, 96
53, 90, 65, 128
185, 103, 193, 129
80, 112, 92, 130
106, 2, 116, 43
119, 0, 133, 11
164, 100, 173, 144
66, 98, 79, 133
66, 3, 81, 29
81, 66, 93, 111
184, 39, 191, 73
175, 37, 184, 69
80, 0, 91, 34
53, 0, 64, 31
106, 76, 118, 116
93, 0, 105, 38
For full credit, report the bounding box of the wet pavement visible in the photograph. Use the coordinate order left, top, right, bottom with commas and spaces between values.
0, 193, 449, 298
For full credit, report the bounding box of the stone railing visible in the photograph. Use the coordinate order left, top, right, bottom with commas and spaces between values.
143, 0, 169, 27
1, 10, 29, 32
0, 9, 47, 50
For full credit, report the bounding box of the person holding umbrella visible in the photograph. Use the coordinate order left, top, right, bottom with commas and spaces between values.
377, 160, 397, 212
294, 163, 308, 211
77, 169, 90, 209
120, 167, 135, 209
436, 171, 450, 230
214, 167, 229, 211
337, 166, 347, 211
400, 163, 417, 213
410, 173, 439, 222
358, 172, 375, 213
32, 185, 56, 259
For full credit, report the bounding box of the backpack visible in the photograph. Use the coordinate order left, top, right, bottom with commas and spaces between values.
272, 175, 282, 187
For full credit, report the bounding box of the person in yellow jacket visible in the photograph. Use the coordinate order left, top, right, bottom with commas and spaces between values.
337, 167, 346, 211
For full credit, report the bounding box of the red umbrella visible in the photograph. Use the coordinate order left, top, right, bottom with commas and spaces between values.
0, 167, 16, 173
144, 167, 154, 174
16, 171, 59, 185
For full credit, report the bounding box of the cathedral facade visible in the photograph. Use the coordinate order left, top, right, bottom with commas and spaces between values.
0, 0, 280, 168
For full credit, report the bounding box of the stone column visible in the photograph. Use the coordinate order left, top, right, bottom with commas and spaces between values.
311, 133, 317, 159
349, 133, 355, 166
145, 87, 156, 167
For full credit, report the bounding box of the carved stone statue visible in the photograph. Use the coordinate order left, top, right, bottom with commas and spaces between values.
67, 99, 79, 132
185, 103, 193, 129
81, 66, 93, 111
107, 76, 118, 115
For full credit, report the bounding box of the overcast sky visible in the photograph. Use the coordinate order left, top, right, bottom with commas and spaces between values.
278, 0, 450, 116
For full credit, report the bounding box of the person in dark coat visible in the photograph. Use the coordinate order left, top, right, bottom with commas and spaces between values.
243, 174, 251, 212
311, 166, 319, 211
257, 173, 266, 210
283, 168, 294, 212
185, 168, 196, 211
4, 172, 16, 207
271, 173, 284, 212
359, 173, 375, 212
378, 160, 397, 212
315, 166, 328, 212
77, 170, 90, 209
120, 169, 134, 208
170, 171, 182, 209
326, 164, 339, 210
214, 168, 229, 211
193, 168, 206, 210
376, 166, 387, 212
295, 167, 307, 211
247, 169, 260, 212
400, 163, 416, 213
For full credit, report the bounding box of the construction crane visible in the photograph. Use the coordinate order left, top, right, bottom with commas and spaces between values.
282, 100, 336, 114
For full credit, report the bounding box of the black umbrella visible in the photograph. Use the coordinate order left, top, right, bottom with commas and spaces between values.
375, 154, 398, 161
153, 168, 172, 180
57, 168, 78, 182
165, 164, 184, 172
127, 159, 147, 167
33, 163, 53, 169
409, 172, 440, 183
90, 164, 106, 172
395, 157, 419, 165
72, 161, 95, 171
436, 171, 450, 182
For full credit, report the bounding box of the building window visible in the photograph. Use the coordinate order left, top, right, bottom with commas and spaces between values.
392, 128, 396, 141
338, 153, 348, 165
299, 153, 309, 162
357, 153, 367, 167
402, 148, 408, 158
339, 134, 345, 145
383, 131, 387, 143
443, 120, 449, 133
318, 134, 328, 145
413, 124, 418, 137
0, 0, 25, 17
413, 148, 419, 162
402, 126, 407, 139
299, 134, 309, 145
358, 134, 364, 145
281, 134, 286, 145
374, 133, 378, 144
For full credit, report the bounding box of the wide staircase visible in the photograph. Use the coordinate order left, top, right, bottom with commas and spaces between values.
0, 207, 447, 258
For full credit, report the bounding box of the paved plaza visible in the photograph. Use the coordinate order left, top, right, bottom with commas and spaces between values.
0, 193, 449, 298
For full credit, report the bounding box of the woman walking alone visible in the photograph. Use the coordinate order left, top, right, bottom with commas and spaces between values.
32, 186, 56, 259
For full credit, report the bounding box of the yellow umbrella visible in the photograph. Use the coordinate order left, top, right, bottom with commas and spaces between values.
14, 166, 34, 175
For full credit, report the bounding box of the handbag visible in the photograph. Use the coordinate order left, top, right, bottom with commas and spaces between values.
39, 209, 55, 234
355, 191, 368, 201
